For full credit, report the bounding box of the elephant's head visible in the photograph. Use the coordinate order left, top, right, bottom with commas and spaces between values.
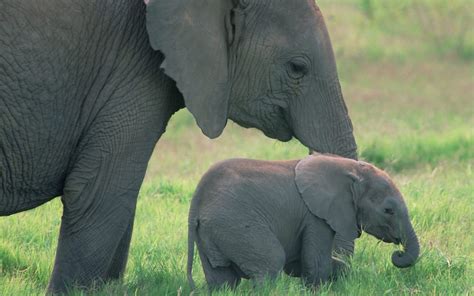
295, 154, 420, 268
145, 0, 357, 159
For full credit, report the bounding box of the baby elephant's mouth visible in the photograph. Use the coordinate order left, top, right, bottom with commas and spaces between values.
372, 226, 401, 245
379, 235, 401, 244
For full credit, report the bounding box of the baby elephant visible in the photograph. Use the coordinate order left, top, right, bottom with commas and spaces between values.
187, 154, 419, 290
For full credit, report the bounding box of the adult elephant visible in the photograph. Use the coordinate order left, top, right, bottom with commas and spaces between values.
0, 0, 357, 293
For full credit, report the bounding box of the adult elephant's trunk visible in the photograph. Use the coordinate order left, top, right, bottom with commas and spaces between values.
392, 219, 420, 268
288, 8, 358, 160
293, 78, 358, 160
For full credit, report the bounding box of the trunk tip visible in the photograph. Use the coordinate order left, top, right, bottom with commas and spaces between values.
391, 250, 418, 268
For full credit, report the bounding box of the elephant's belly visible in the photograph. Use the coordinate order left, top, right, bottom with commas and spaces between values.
0, 190, 59, 216
0, 139, 64, 215
0, 147, 68, 216
0, 109, 71, 215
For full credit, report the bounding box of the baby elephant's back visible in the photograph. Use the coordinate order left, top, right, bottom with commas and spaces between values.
192, 158, 304, 223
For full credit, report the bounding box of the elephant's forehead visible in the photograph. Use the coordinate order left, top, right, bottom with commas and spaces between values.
264, 0, 321, 29
254, 1, 325, 49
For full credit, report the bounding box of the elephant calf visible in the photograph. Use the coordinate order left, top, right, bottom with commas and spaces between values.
187, 154, 419, 290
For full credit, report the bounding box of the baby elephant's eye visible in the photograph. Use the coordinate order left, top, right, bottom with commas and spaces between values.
384, 208, 395, 215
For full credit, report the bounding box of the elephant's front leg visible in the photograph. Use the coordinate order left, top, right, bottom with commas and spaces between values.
301, 218, 335, 287
106, 219, 135, 279
333, 234, 355, 256
47, 133, 154, 293
332, 234, 355, 277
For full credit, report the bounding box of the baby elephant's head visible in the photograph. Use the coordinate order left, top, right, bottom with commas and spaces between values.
354, 162, 419, 268
295, 154, 419, 268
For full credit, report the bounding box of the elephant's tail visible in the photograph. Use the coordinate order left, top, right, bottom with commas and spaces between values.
187, 207, 198, 291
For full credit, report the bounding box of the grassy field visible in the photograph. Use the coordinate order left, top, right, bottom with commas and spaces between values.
1, 0, 473, 295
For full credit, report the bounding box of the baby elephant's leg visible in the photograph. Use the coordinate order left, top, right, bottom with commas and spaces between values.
301, 218, 335, 287
218, 225, 286, 286
198, 249, 241, 290
284, 260, 302, 277
331, 256, 350, 280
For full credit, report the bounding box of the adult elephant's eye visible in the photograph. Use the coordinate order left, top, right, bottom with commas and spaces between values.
287, 59, 309, 79
384, 208, 395, 215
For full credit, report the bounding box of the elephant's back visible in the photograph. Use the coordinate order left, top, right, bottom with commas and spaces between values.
0, 0, 167, 212
0, 0, 153, 107
192, 158, 304, 224
193, 158, 299, 202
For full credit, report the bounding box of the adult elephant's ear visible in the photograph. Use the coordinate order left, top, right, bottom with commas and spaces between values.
295, 155, 361, 242
146, 0, 232, 138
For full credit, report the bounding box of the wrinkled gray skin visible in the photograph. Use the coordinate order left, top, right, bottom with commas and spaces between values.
188, 154, 419, 290
0, 0, 357, 293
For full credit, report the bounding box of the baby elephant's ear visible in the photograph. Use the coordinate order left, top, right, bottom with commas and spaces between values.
295, 155, 360, 242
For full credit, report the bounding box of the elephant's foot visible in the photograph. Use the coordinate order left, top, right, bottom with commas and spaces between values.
106, 221, 134, 279
47, 224, 133, 293
330, 257, 350, 280
47, 204, 136, 294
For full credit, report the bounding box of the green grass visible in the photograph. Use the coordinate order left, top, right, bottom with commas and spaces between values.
1, 164, 472, 295
328, 0, 474, 61
1, 0, 473, 295
360, 129, 473, 172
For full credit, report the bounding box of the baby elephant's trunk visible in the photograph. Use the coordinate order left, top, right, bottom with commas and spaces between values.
391, 219, 419, 268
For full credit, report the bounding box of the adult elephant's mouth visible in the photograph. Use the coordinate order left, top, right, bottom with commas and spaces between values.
264, 106, 294, 142
254, 107, 294, 142
229, 106, 293, 142
262, 128, 293, 142
271, 133, 293, 142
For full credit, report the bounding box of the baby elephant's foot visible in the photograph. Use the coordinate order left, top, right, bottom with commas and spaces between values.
250, 270, 281, 288
303, 277, 330, 289
302, 265, 332, 288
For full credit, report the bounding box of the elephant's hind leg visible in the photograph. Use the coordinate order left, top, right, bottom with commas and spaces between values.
213, 225, 286, 286
198, 249, 241, 290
